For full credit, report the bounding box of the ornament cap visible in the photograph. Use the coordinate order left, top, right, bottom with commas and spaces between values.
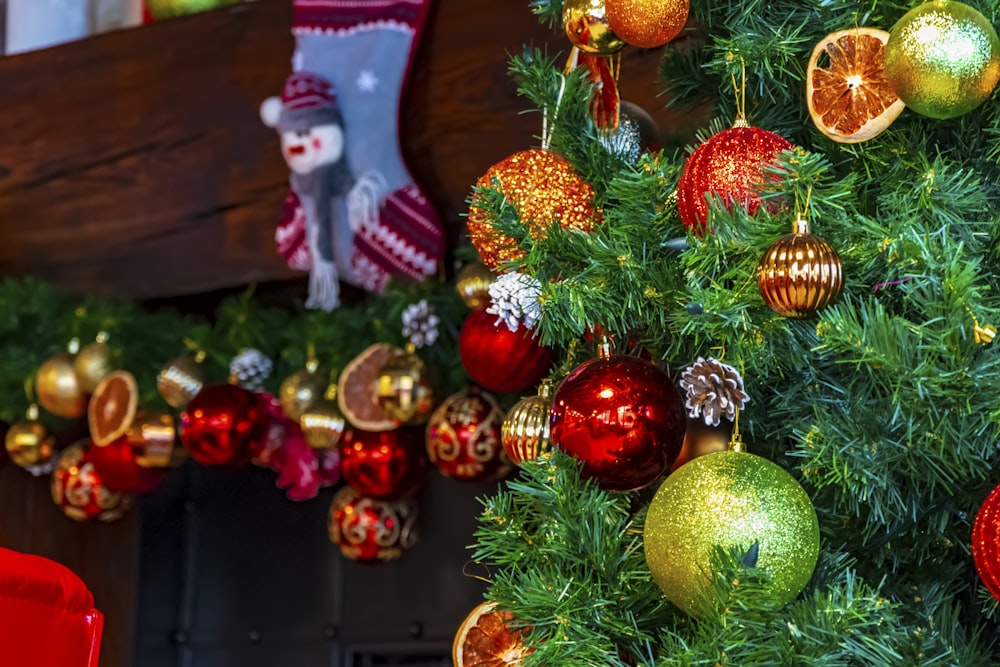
794, 216, 810, 235
67, 338, 80, 355
25, 403, 39, 421
596, 335, 613, 359
538, 378, 553, 400
96, 331, 110, 344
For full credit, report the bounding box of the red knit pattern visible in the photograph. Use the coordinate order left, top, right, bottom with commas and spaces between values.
293, 0, 425, 34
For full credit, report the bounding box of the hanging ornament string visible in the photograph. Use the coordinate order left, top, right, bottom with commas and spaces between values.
793, 182, 815, 234
728, 53, 747, 127
541, 66, 569, 151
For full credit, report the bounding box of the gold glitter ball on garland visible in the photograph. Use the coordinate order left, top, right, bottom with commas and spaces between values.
885, 0, 1000, 119
644, 450, 820, 617
467, 149, 599, 271
606, 0, 689, 49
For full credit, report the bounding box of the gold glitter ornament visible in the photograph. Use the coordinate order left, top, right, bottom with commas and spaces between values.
885, 1, 1000, 119
606, 0, 689, 48
467, 149, 598, 271
279, 360, 329, 421
73, 335, 113, 394
563, 0, 625, 56
757, 217, 843, 318
5, 405, 55, 470
501, 380, 553, 466
157, 353, 205, 409
455, 262, 496, 310
36, 350, 88, 419
644, 450, 820, 617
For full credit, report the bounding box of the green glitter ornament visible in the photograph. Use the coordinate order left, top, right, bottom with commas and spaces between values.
643, 449, 819, 616
884, 1, 1000, 119
146, 0, 240, 19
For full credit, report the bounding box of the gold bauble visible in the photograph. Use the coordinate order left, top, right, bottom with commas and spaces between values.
5, 414, 55, 470
375, 348, 436, 425
36, 351, 87, 419
501, 381, 553, 466
606, 0, 689, 48
128, 412, 186, 468
157, 354, 205, 409
757, 220, 843, 318
74, 341, 112, 394
885, 1, 1000, 119
672, 417, 732, 471
279, 365, 329, 421
455, 262, 496, 310
300, 396, 347, 450
563, 0, 625, 56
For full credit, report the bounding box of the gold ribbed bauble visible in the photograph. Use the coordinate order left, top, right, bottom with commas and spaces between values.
885, 1, 1000, 119
501, 380, 553, 466
5, 406, 55, 470
455, 262, 496, 310
757, 219, 843, 318
128, 412, 186, 469
644, 450, 820, 617
563, 0, 625, 55
605, 0, 689, 48
300, 393, 347, 450
36, 351, 87, 419
375, 347, 436, 425
74, 339, 112, 394
467, 149, 598, 270
279, 363, 329, 421
157, 354, 205, 409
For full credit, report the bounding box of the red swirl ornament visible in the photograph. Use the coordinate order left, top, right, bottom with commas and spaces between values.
973, 482, 1000, 601
676, 123, 792, 234
425, 388, 510, 483
51, 443, 133, 522
341, 426, 429, 500
459, 308, 554, 394
180, 384, 270, 467
328, 485, 418, 565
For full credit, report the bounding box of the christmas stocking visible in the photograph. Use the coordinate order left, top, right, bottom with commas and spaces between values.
270, 0, 446, 304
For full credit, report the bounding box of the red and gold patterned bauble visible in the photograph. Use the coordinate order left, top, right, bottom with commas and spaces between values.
460, 308, 554, 394
180, 384, 269, 467
606, 0, 689, 48
88, 435, 169, 496
550, 345, 686, 491
757, 218, 843, 318
51, 443, 133, 522
676, 122, 793, 234
328, 485, 418, 565
973, 482, 1000, 601
341, 426, 429, 500
467, 149, 598, 270
426, 388, 510, 483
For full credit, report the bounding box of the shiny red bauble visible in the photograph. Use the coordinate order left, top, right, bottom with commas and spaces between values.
180, 384, 269, 467
89, 436, 169, 496
973, 482, 1000, 601
459, 308, 553, 394
550, 352, 685, 491
676, 124, 792, 234
340, 426, 428, 500
328, 485, 418, 565
51, 443, 133, 522
425, 388, 511, 483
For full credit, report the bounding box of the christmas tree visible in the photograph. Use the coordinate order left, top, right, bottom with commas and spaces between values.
460, 0, 1000, 664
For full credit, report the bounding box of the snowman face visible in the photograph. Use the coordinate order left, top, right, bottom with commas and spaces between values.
281, 124, 345, 175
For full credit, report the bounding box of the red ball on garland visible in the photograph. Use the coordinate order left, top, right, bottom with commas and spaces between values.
180, 384, 269, 467
676, 122, 793, 234
89, 436, 169, 496
973, 482, 1000, 601
341, 425, 429, 500
459, 308, 554, 394
425, 387, 511, 483
51, 443, 133, 522
550, 346, 685, 491
328, 485, 418, 565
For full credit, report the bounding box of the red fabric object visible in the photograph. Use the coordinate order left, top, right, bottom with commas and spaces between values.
0, 547, 103, 666
293, 0, 426, 34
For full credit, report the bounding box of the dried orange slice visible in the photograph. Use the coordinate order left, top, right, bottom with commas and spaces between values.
806, 28, 905, 143
88, 370, 139, 447
337, 343, 398, 432
452, 602, 530, 667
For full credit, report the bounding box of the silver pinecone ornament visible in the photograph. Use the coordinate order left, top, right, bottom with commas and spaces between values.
229, 348, 273, 389
679, 357, 750, 427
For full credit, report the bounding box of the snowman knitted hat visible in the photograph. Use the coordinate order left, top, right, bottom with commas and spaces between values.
261, 71, 342, 133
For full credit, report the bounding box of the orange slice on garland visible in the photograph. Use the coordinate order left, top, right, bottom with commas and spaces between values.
452, 602, 531, 667
806, 28, 905, 143
337, 343, 398, 432
88, 370, 139, 447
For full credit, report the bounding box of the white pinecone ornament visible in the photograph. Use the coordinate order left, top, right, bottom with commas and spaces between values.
679, 357, 750, 427
401, 299, 440, 349
229, 348, 273, 389
486, 271, 542, 332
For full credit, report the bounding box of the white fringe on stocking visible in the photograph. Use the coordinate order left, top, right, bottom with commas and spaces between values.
306, 258, 340, 311
347, 170, 388, 233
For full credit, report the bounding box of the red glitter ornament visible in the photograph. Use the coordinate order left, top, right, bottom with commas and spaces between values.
460, 308, 554, 394
550, 346, 686, 491
425, 388, 510, 483
341, 426, 429, 500
180, 384, 270, 467
973, 482, 1000, 601
328, 485, 418, 565
51, 443, 133, 522
89, 436, 169, 496
676, 122, 792, 234
467, 149, 598, 270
